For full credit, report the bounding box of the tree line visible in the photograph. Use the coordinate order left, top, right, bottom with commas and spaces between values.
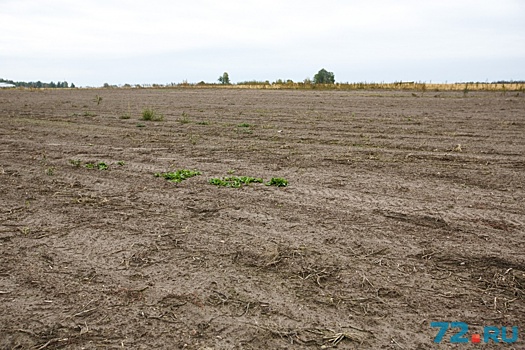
0, 78, 75, 88
219, 68, 335, 85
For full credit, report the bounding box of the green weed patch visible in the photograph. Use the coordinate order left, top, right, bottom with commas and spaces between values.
142, 108, 164, 121
266, 177, 288, 187
209, 176, 264, 188
209, 175, 288, 188
155, 169, 202, 183
85, 161, 108, 170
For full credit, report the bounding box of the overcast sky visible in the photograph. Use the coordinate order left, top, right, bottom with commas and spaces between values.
1, 0, 524, 86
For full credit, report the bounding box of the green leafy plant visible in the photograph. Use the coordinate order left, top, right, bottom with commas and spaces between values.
142, 108, 164, 121
85, 161, 108, 170
45, 167, 55, 176
97, 162, 108, 170
266, 177, 288, 187
117, 161, 125, 166
94, 95, 103, 105
209, 176, 263, 188
236, 123, 254, 134
69, 159, 82, 167
155, 169, 202, 183
179, 111, 191, 124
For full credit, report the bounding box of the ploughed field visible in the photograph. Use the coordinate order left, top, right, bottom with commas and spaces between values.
1, 88, 524, 349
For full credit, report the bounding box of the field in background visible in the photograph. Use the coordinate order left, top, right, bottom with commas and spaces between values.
1, 88, 524, 349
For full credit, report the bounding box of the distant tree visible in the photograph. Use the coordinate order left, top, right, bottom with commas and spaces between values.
70, 83, 76, 88
218, 72, 230, 85
313, 68, 335, 84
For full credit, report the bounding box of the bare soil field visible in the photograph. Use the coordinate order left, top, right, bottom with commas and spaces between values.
1, 88, 524, 349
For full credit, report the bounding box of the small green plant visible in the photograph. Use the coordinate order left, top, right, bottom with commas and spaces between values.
97, 162, 108, 170
136, 123, 146, 127
45, 167, 55, 176
196, 121, 209, 125
69, 159, 82, 167
188, 133, 199, 145
266, 177, 288, 187
142, 108, 164, 121
94, 95, 103, 105
179, 111, 191, 124
237, 123, 251, 128
117, 161, 125, 166
155, 169, 202, 183
209, 176, 264, 188
85, 161, 108, 170
83, 111, 97, 117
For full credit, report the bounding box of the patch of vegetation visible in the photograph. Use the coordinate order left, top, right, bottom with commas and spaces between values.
85, 161, 109, 170
71, 159, 122, 170
209, 176, 264, 188
69, 159, 82, 167
142, 108, 164, 121
266, 177, 288, 187
136, 123, 146, 127
188, 133, 199, 145
120, 114, 131, 119
94, 95, 103, 105
45, 167, 55, 176
237, 123, 252, 128
83, 111, 97, 117
155, 169, 202, 183
179, 111, 191, 124
196, 121, 209, 125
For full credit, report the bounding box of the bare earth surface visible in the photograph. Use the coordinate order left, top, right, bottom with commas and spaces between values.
0, 88, 524, 349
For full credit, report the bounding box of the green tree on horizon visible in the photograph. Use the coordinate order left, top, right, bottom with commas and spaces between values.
218, 72, 231, 85
313, 68, 335, 84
